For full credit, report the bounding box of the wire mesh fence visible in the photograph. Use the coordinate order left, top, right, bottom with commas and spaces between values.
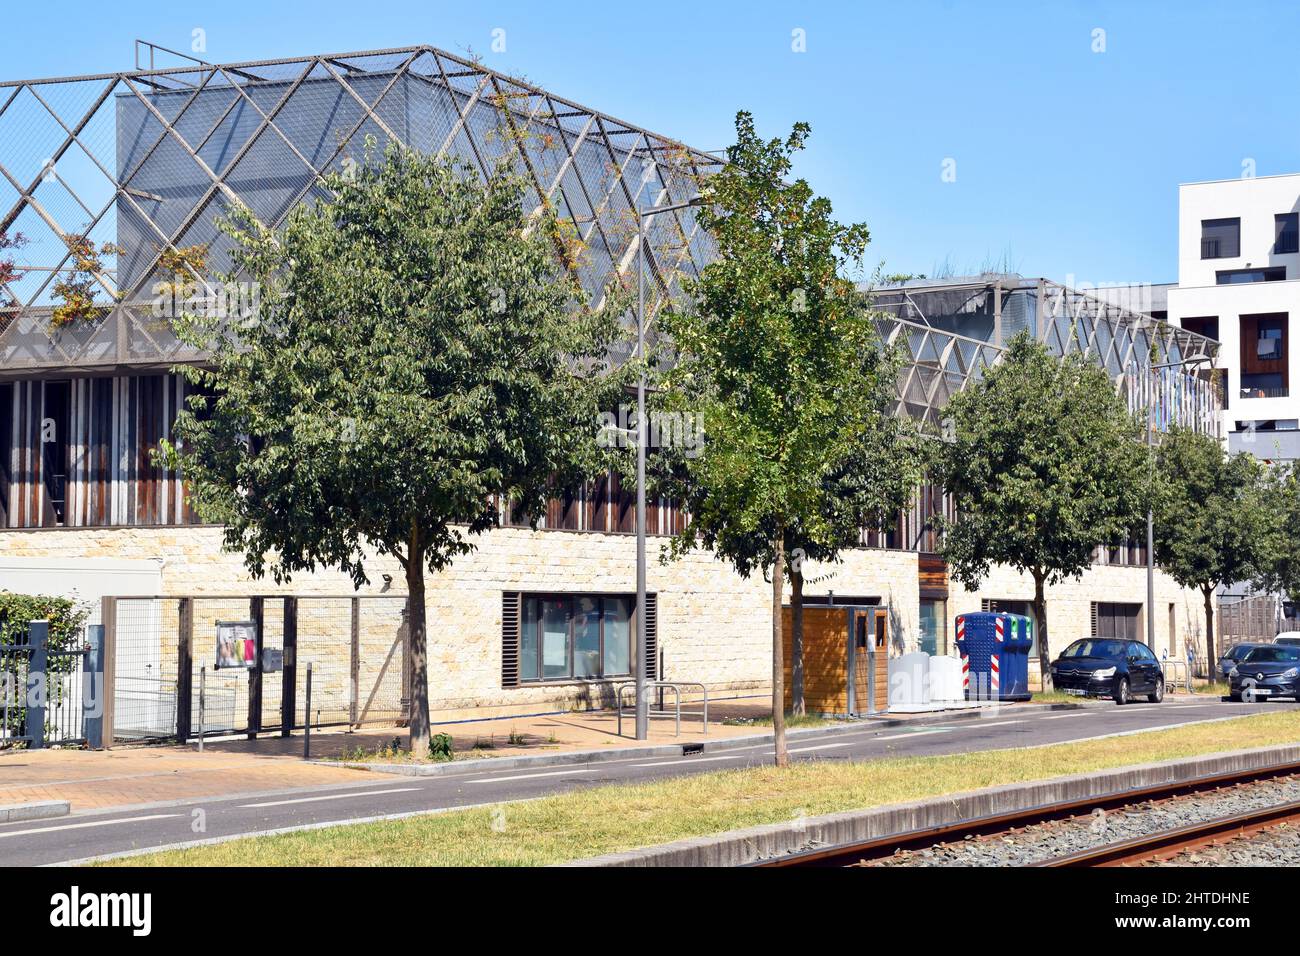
107, 593, 408, 742
1, 621, 93, 749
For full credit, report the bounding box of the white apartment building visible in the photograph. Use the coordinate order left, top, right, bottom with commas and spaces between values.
1167, 173, 1300, 462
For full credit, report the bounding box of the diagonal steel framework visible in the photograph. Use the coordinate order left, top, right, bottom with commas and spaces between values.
0, 44, 724, 377
867, 275, 1223, 436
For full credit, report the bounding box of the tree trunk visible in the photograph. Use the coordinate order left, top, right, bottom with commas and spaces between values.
406, 537, 432, 759
791, 565, 805, 717
771, 529, 788, 767
1203, 585, 1217, 677
1032, 570, 1051, 690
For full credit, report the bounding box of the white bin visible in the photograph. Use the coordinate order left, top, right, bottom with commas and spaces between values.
929, 655, 965, 703
888, 651, 931, 707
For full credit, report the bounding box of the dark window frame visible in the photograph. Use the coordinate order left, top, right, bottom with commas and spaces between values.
1216, 267, 1286, 284
1201, 217, 1241, 259
518, 592, 637, 684
1276, 213, 1299, 256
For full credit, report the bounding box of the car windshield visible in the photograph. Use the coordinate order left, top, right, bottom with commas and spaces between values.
1243, 647, 1300, 664
1060, 640, 1127, 659
1275, 637, 1300, 646
1226, 645, 1256, 660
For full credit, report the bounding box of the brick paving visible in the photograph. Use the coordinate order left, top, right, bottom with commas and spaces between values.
0, 747, 375, 812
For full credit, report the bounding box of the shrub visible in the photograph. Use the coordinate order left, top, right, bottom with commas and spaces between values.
428, 732, 454, 762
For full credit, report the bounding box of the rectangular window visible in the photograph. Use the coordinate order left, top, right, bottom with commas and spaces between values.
1217, 267, 1285, 284
1276, 213, 1299, 255
1240, 313, 1288, 398
520, 599, 539, 681
919, 598, 947, 655
1181, 316, 1219, 341
1093, 602, 1142, 641
1201, 217, 1240, 258
517, 593, 638, 682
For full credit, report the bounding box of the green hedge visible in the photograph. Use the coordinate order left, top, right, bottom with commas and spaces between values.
0, 592, 90, 650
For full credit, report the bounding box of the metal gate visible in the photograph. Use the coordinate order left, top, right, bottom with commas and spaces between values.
1, 620, 96, 749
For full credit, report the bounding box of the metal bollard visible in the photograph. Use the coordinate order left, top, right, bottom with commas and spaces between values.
303, 662, 313, 760
198, 665, 206, 753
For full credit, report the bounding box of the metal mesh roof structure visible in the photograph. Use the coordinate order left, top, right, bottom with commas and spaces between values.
0, 44, 722, 377
867, 275, 1224, 435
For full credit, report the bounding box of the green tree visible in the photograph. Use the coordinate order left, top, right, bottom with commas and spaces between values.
937, 334, 1146, 687
164, 145, 626, 756
1153, 427, 1275, 667
1259, 462, 1300, 607
657, 112, 920, 762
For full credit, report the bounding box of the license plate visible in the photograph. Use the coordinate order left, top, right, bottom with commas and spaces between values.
1064, 688, 1087, 696
1253, 688, 1272, 695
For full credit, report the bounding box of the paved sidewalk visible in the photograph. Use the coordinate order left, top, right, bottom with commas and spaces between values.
0, 747, 375, 812
0, 695, 1114, 812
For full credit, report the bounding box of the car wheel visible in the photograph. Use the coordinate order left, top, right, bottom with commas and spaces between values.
1114, 677, 1130, 706
1148, 677, 1164, 704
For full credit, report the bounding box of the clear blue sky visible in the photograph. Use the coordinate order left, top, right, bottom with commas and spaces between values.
5, 0, 1297, 284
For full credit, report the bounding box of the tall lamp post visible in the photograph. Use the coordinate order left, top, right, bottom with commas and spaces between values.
1144, 351, 1212, 651
634, 195, 702, 740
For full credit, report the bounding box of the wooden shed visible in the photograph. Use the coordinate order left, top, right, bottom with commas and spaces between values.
782, 604, 889, 718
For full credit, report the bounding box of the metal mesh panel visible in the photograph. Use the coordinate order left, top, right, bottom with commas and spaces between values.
112, 596, 179, 738
355, 596, 408, 725
187, 597, 253, 735
294, 597, 353, 728
0, 45, 722, 377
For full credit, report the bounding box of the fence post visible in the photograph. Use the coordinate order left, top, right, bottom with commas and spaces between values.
198, 665, 205, 753
26, 620, 47, 751
100, 596, 116, 749
247, 597, 264, 740
349, 597, 360, 728
83, 624, 105, 749
281, 597, 297, 737
303, 662, 313, 760
176, 598, 193, 741
401, 598, 411, 724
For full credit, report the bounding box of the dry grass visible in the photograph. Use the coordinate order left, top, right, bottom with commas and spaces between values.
103, 710, 1300, 867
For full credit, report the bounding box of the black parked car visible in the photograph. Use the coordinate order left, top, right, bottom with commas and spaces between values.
1228, 645, 1300, 701
1218, 642, 1269, 679
1050, 638, 1164, 705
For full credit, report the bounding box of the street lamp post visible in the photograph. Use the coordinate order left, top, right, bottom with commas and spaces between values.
1144, 351, 1212, 651
634, 195, 702, 740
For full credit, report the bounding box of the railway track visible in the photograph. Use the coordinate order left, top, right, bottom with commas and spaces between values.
754, 759, 1300, 868
1036, 798, 1300, 866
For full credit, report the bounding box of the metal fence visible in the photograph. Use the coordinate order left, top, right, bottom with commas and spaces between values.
1, 620, 96, 749
105, 594, 408, 742
1219, 594, 1298, 649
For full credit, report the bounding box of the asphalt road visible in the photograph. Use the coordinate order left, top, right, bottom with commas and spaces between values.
3, 696, 1293, 866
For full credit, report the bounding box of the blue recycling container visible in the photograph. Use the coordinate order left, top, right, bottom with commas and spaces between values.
954, 611, 1034, 702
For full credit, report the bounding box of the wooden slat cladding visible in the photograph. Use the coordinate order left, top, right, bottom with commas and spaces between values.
499, 471, 687, 536
1, 372, 195, 528
918, 555, 949, 599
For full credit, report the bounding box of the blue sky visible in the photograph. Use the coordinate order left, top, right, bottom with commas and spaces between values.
4, 0, 1297, 284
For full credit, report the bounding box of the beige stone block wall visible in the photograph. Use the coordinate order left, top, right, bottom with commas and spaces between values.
949, 563, 1207, 665
0, 525, 1207, 719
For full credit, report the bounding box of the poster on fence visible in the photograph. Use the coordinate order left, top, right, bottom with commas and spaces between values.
215, 620, 258, 670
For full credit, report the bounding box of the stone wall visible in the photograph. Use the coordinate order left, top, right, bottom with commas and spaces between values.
0, 525, 1203, 721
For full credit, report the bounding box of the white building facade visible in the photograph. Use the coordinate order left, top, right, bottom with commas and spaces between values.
1168, 173, 1300, 462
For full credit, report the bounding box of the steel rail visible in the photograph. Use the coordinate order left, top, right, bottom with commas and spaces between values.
1036, 798, 1300, 867
753, 758, 1300, 868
